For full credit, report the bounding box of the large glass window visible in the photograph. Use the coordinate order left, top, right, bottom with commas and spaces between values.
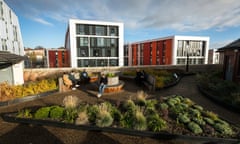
77, 59, 89, 67
97, 37, 105, 47
76, 37, 88, 47
76, 24, 89, 35
109, 26, 118, 36
96, 26, 107, 36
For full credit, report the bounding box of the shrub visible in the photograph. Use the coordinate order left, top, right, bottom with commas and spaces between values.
203, 117, 215, 125
192, 117, 206, 126
87, 105, 99, 124
133, 109, 147, 131
34, 107, 51, 119
178, 113, 190, 124
147, 114, 167, 132
136, 90, 147, 106
96, 110, 113, 127
123, 99, 136, 111
120, 109, 135, 129
63, 95, 80, 109
214, 123, 233, 135
63, 108, 78, 123
188, 122, 203, 134
49, 106, 64, 119
17, 109, 32, 118
75, 110, 89, 125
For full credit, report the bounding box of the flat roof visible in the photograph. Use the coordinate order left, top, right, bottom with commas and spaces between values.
0, 51, 25, 69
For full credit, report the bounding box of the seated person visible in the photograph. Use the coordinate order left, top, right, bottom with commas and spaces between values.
135, 69, 145, 86
63, 72, 73, 89
80, 69, 90, 84
97, 73, 108, 98
68, 70, 79, 88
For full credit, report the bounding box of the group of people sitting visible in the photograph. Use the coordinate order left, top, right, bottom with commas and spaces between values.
134, 69, 148, 87
63, 69, 90, 90
62, 70, 108, 98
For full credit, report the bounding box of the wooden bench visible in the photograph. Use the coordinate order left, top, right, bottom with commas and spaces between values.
142, 74, 156, 92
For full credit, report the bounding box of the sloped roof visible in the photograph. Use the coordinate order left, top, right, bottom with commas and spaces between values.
218, 38, 240, 51
0, 51, 25, 69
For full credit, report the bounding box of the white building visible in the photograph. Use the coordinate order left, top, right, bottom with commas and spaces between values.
65, 19, 124, 68
208, 49, 219, 64
0, 0, 24, 85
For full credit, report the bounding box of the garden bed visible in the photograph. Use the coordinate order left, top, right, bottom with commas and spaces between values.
1, 94, 239, 143
0, 89, 58, 107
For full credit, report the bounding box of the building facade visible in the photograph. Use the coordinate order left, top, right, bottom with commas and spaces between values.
218, 39, 240, 83
65, 19, 124, 68
0, 0, 24, 85
24, 47, 47, 68
47, 48, 70, 68
124, 35, 209, 66
208, 49, 219, 64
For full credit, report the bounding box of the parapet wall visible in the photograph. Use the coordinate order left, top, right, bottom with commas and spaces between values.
24, 64, 222, 82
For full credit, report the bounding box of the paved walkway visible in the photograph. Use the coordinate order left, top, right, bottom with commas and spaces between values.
0, 75, 240, 144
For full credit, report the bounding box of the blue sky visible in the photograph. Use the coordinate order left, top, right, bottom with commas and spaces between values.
4, 0, 240, 49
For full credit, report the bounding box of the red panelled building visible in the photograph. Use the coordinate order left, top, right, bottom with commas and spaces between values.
47, 49, 70, 68
124, 35, 209, 66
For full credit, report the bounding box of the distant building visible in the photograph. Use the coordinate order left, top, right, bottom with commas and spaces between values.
0, 0, 24, 85
24, 47, 47, 68
208, 49, 219, 64
124, 35, 209, 66
218, 38, 240, 83
65, 19, 124, 67
46, 48, 70, 68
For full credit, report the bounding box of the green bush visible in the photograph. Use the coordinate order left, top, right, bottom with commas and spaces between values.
203, 117, 215, 125
214, 123, 233, 135
87, 105, 99, 123
34, 107, 51, 119
147, 114, 167, 132
120, 109, 135, 129
17, 109, 32, 118
178, 113, 190, 124
49, 106, 64, 119
188, 122, 203, 134
63, 108, 78, 123
133, 110, 147, 131
96, 111, 113, 127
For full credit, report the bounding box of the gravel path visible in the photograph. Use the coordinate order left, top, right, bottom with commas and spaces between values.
0, 75, 239, 144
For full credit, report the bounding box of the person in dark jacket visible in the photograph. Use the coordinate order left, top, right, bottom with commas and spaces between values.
97, 73, 108, 98
80, 69, 90, 84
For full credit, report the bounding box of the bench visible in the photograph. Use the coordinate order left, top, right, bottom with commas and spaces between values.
142, 74, 156, 92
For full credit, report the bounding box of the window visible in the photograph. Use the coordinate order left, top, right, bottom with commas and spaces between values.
109, 26, 118, 36
76, 24, 89, 35
96, 26, 106, 36
62, 51, 65, 64
77, 37, 88, 47
97, 37, 104, 47
0, 2, 3, 19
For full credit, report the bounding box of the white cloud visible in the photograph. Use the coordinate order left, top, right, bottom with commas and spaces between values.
32, 18, 53, 26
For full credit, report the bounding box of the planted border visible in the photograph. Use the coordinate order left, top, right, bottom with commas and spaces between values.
1, 95, 239, 143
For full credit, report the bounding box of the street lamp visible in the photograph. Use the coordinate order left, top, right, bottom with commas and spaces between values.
186, 42, 189, 72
